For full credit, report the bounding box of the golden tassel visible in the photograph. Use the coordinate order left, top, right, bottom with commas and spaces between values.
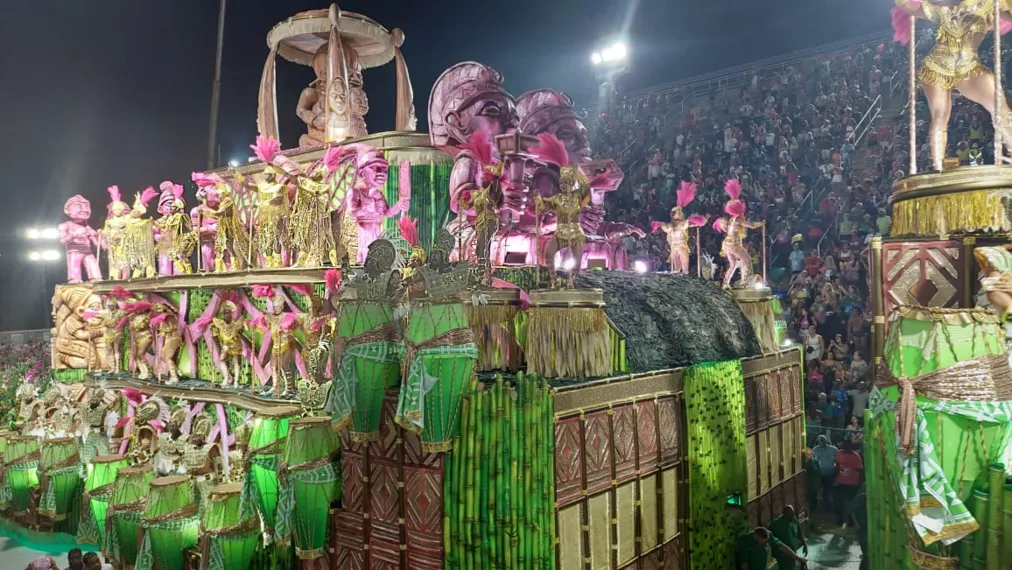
893, 190, 1010, 236
465, 304, 522, 372
526, 306, 611, 378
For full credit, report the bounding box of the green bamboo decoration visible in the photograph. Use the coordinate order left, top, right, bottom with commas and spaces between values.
971, 474, 989, 569
444, 374, 557, 569
986, 463, 1003, 570
1003, 483, 1012, 566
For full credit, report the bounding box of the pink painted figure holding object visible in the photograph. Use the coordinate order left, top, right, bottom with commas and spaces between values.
191, 172, 223, 272
429, 61, 520, 261
345, 144, 410, 264
59, 195, 102, 283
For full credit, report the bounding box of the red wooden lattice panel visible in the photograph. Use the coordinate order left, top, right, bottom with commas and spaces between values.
341, 450, 365, 513
636, 400, 659, 475
333, 511, 365, 570
791, 365, 802, 415
881, 240, 962, 319
772, 483, 784, 519
794, 474, 807, 521
369, 520, 401, 569
744, 377, 758, 434
371, 398, 400, 461
406, 525, 444, 570
766, 371, 783, 423
403, 464, 443, 534
640, 549, 661, 570
755, 375, 770, 431
554, 416, 583, 506
613, 404, 638, 484
663, 536, 682, 570
369, 462, 400, 524
747, 499, 760, 530
778, 370, 794, 419
657, 396, 680, 466
584, 410, 613, 495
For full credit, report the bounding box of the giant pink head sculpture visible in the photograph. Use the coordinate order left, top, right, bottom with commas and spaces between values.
428, 61, 519, 148
64, 195, 92, 222
516, 88, 591, 163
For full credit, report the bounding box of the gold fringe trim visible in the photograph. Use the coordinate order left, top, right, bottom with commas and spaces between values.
918, 62, 988, 91
737, 299, 778, 353
893, 189, 1010, 236
350, 430, 379, 443
466, 304, 523, 372
526, 306, 611, 378
907, 546, 959, 570
421, 440, 454, 453
894, 305, 1001, 326
921, 518, 980, 546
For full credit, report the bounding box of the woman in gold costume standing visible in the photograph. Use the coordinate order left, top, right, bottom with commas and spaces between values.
894, 0, 1012, 170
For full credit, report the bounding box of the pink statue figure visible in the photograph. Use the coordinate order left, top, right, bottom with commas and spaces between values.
429, 61, 520, 261
101, 186, 132, 280
345, 145, 410, 264
249, 286, 303, 398
59, 195, 102, 283
651, 181, 707, 274
516, 88, 643, 269
191, 173, 222, 272
713, 179, 764, 289
150, 303, 183, 384
154, 182, 195, 276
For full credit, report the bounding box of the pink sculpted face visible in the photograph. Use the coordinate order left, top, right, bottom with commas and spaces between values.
65, 198, 92, 222
361, 161, 389, 190
450, 94, 518, 143
549, 119, 591, 162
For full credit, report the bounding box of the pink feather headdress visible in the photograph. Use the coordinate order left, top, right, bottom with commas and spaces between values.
724, 200, 746, 218
107, 185, 122, 203
191, 172, 221, 188
251, 284, 275, 299
676, 181, 697, 209
398, 216, 420, 248
138, 187, 158, 206
172, 184, 184, 201
529, 133, 571, 168
150, 312, 171, 327
122, 301, 152, 315
724, 179, 741, 201
324, 269, 343, 293
322, 145, 350, 171
688, 214, 707, 227
109, 285, 135, 300
121, 388, 144, 405
250, 135, 282, 163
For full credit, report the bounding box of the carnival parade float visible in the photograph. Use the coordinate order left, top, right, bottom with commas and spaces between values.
855, 2, 1012, 569
11, 4, 811, 569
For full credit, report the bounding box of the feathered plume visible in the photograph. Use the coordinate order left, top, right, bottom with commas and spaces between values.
172, 184, 184, 200
713, 218, 727, 233
460, 131, 495, 167
250, 135, 282, 163
724, 200, 747, 218
138, 186, 158, 206
150, 312, 170, 327
122, 301, 152, 314
192, 314, 214, 330
529, 133, 570, 168
322, 145, 349, 171
586, 171, 613, 189
324, 269, 342, 293
688, 214, 707, 227
121, 388, 144, 404
676, 181, 697, 209
398, 216, 420, 248
724, 178, 741, 200
251, 284, 274, 299
191, 172, 219, 188
110, 286, 135, 300
107, 185, 122, 203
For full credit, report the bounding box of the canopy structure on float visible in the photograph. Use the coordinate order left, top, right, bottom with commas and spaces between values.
257, 4, 416, 145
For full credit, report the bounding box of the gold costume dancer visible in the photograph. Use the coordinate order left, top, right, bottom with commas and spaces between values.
253, 166, 291, 268
152, 304, 183, 384
535, 168, 591, 288
210, 300, 246, 386
896, 0, 1012, 169
124, 190, 158, 279
99, 297, 126, 373
154, 196, 196, 274
211, 184, 250, 272
458, 170, 501, 271
290, 170, 337, 267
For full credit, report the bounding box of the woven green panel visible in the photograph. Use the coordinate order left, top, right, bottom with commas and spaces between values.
379, 158, 453, 250
444, 373, 556, 570
285, 287, 312, 313
684, 360, 747, 570
492, 266, 546, 291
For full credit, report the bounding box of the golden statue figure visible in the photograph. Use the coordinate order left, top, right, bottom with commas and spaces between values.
151, 304, 183, 385
124, 188, 158, 279
290, 166, 338, 267
209, 298, 247, 387
208, 181, 251, 272
252, 165, 293, 268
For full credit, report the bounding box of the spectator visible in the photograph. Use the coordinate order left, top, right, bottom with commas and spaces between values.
769, 505, 808, 570
68, 549, 85, 570
848, 380, 870, 422
803, 326, 824, 364
851, 485, 869, 569
828, 333, 851, 362
850, 351, 869, 382
834, 439, 864, 526
789, 242, 805, 273
812, 434, 838, 514
83, 552, 114, 570
736, 527, 807, 570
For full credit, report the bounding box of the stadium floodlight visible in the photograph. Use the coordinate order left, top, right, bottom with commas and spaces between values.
591, 52, 603, 65
25, 227, 60, 241
228, 159, 240, 168
27, 250, 61, 262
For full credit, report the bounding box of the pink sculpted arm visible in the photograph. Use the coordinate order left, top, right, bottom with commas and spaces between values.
449, 155, 480, 215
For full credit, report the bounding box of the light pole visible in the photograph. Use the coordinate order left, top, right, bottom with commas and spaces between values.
590, 40, 629, 105
207, 0, 228, 169
25, 227, 61, 328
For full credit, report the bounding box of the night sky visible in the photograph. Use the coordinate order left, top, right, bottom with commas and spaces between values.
0, 0, 890, 330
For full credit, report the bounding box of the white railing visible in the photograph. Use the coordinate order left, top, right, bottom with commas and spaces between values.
848, 94, 883, 143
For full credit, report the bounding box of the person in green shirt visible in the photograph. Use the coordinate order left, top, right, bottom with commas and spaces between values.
875, 209, 892, 236
769, 505, 808, 570
737, 527, 807, 570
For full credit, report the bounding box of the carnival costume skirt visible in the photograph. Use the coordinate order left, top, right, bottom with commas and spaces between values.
329, 299, 403, 441
920, 41, 990, 90
275, 418, 340, 560
201, 482, 259, 570
397, 301, 478, 452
